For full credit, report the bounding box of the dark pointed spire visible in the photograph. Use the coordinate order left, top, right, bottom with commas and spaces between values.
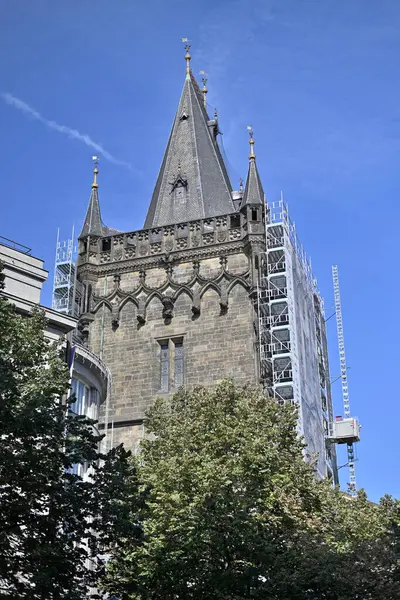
242, 129, 264, 207
79, 157, 104, 239
144, 46, 234, 228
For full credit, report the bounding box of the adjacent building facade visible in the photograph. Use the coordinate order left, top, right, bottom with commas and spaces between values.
1, 236, 76, 343
0, 235, 109, 445
75, 48, 338, 479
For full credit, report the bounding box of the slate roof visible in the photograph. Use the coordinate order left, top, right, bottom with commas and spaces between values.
144, 71, 235, 228
79, 185, 103, 239
242, 155, 265, 207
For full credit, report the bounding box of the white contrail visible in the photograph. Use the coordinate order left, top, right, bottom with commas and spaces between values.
1, 92, 131, 170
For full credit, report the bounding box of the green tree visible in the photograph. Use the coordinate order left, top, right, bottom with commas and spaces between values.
0, 272, 138, 599
103, 381, 400, 600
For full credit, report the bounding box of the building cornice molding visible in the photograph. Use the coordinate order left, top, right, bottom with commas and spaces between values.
79, 240, 247, 279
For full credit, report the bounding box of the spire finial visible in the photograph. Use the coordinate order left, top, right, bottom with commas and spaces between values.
247, 126, 255, 160
92, 155, 99, 188
200, 70, 208, 108
182, 38, 191, 78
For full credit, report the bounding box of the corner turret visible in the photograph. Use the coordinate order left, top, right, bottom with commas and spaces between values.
241, 129, 265, 218
79, 157, 104, 239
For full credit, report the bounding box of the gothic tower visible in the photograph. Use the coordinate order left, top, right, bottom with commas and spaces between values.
76, 47, 265, 451
76, 47, 337, 482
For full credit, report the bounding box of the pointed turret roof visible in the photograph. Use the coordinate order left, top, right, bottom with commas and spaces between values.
241, 131, 264, 207
144, 47, 234, 228
79, 160, 104, 239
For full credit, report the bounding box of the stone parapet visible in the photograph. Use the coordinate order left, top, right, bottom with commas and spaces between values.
78, 213, 246, 268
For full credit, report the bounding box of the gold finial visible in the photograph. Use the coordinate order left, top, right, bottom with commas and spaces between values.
247, 126, 255, 159
200, 70, 208, 108
92, 155, 99, 188
182, 38, 191, 77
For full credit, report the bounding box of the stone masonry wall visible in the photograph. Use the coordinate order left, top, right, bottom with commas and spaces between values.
88, 253, 257, 451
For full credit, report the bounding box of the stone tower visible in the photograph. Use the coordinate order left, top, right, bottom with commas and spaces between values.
76, 47, 266, 451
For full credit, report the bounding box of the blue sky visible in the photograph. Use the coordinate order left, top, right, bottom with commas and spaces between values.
1, 0, 399, 501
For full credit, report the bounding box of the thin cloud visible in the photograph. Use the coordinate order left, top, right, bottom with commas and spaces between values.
1, 92, 132, 170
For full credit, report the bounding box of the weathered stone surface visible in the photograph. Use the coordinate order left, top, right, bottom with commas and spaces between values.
78, 212, 264, 452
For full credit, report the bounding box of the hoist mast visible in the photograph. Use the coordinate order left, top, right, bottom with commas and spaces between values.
332, 265, 359, 493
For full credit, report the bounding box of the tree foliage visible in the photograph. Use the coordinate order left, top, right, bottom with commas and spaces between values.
103, 381, 400, 600
0, 279, 137, 598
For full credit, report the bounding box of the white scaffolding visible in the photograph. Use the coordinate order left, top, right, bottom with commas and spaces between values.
258, 198, 337, 481
52, 227, 81, 316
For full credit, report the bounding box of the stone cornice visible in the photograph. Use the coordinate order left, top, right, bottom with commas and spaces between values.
79, 240, 246, 278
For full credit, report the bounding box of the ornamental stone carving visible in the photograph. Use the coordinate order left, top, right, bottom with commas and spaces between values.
164, 238, 174, 253
193, 260, 200, 275
192, 289, 200, 315
111, 299, 120, 328
161, 295, 174, 319
137, 298, 146, 324
138, 243, 149, 256
114, 247, 123, 261
220, 281, 228, 313
191, 234, 201, 247
125, 247, 136, 259
78, 313, 94, 347
217, 230, 227, 243
219, 256, 227, 269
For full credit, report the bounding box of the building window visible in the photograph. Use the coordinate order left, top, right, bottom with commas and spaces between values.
251, 208, 258, 221
71, 379, 89, 415
174, 341, 184, 388
158, 339, 184, 392
70, 378, 99, 420
160, 342, 170, 393
69, 378, 99, 478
